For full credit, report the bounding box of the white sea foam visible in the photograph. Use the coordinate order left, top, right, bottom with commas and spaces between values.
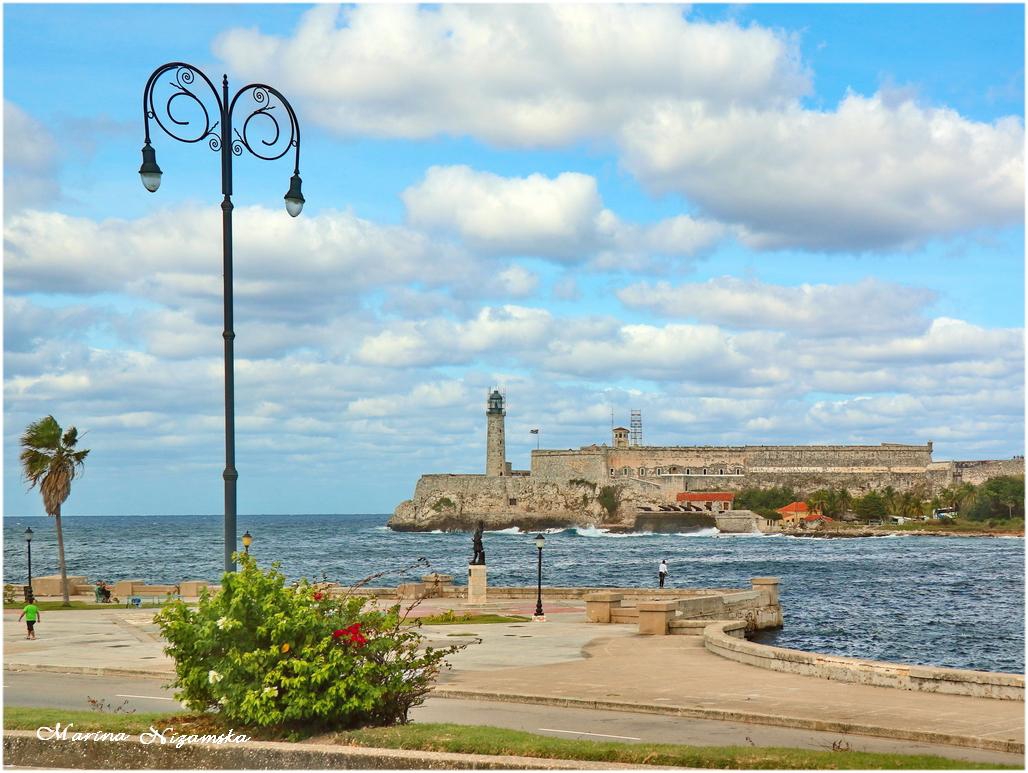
488, 527, 523, 535
673, 527, 720, 538
573, 526, 655, 538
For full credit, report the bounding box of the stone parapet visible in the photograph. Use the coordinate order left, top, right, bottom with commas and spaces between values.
584, 592, 623, 623
703, 621, 1024, 701
31, 575, 87, 597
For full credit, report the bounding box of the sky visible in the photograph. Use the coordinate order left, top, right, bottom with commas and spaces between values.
3, 3, 1025, 517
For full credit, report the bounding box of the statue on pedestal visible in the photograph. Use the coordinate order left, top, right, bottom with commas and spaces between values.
471, 520, 486, 565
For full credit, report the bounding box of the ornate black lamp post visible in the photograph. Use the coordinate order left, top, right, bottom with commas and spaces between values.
139, 62, 304, 572
24, 527, 33, 599
533, 533, 545, 619
241, 530, 253, 555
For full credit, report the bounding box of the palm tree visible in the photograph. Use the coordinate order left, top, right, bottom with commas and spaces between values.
19, 416, 90, 606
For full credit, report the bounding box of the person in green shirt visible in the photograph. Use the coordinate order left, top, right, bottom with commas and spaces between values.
18, 601, 40, 640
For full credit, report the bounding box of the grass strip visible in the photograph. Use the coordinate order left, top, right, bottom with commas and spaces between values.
335, 723, 1011, 770
5, 707, 177, 734
414, 613, 530, 625
4, 600, 170, 611
5, 710, 1013, 769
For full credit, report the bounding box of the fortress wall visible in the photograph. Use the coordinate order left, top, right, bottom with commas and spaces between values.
954, 459, 1025, 485
531, 449, 609, 480
744, 444, 933, 468
608, 447, 747, 473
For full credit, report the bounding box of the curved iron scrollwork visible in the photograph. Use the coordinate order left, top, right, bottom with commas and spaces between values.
142, 63, 223, 150
142, 63, 301, 176
229, 84, 302, 173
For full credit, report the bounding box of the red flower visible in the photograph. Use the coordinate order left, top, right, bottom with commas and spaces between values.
313, 592, 324, 601
331, 623, 367, 647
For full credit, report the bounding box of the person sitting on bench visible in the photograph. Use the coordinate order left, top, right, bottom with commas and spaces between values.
94, 581, 112, 603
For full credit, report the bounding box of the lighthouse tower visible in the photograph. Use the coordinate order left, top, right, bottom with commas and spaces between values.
486, 389, 506, 477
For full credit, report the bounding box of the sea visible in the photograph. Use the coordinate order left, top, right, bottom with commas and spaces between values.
3, 513, 1023, 674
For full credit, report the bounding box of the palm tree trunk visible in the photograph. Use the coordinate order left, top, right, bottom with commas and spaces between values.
54, 504, 70, 606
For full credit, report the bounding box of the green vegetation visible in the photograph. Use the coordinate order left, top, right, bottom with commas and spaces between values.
5, 707, 175, 734
155, 554, 470, 732
332, 722, 1011, 770
568, 478, 597, 491
734, 486, 797, 518
19, 415, 90, 606
430, 497, 456, 513
966, 476, 1024, 520
417, 611, 529, 625
4, 711, 1013, 769
596, 485, 622, 518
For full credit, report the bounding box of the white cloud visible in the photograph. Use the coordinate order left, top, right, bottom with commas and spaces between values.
214, 6, 1023, 252
215, 4, 807, 147
620, 94, 1024, 251
402, 165, 724, 264
618, 277, 937, 337
4, 101, 61, 212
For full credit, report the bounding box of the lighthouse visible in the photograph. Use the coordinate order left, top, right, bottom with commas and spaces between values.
486, 389, 506, 477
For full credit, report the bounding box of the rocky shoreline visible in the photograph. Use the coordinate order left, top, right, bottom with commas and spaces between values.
776, 528, 1024, 539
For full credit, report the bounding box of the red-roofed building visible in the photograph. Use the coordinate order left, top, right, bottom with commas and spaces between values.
776, 501, 810, 524
676, 492, 735, 512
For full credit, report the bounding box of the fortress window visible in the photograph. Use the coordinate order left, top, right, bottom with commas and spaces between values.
685, 468, 691, 475
623, 467, 631, 475
639, 468, 646, 476
703, 468, 707, 475
508, 498, 517, 506
610, 468, 616, 476
719, 468, 724, 475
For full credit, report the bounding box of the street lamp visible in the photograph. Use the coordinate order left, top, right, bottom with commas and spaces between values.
24, 528, 33, 599
533, 533, 545, 620
241, 530, 253, 555
140, 62, 304, 572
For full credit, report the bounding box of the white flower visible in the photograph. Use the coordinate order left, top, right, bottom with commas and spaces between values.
216, 616, 229, 629
262, 686, 278, 697
208, 670, 223, 684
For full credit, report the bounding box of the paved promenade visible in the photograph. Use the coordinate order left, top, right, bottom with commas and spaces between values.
3, 597, 1023, 755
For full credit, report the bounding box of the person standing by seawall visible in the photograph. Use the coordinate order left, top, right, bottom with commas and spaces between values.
658, 559, 669, 588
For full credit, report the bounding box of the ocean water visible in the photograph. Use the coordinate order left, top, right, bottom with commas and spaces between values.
3, 513, 1023, 674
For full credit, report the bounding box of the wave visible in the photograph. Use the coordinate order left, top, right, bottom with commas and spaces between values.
487, 527, 523, 535
673, 527, 720, 538
572, 526, 658, 538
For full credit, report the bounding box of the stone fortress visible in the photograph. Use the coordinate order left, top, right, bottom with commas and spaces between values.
389, 391, 1024, 532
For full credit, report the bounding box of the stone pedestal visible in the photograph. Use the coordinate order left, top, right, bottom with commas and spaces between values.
637, 600, 678, 635
585, 592, 623, 623
467, 564, 487, 604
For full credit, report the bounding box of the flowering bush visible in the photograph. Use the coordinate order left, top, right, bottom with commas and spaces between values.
155, 554, 467, 731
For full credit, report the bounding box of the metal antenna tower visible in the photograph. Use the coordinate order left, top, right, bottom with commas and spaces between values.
630, 409, 642, 446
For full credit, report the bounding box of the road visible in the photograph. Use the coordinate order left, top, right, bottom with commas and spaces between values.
3, 670, 1022, 766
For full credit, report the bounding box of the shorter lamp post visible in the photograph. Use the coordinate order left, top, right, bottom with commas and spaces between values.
24, 528, 33, 600
533, 533, 545, 620
241, 530, 253, 555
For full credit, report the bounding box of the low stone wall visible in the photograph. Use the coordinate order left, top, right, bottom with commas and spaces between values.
703, 621, 1024, 701
585, 578, 783, 634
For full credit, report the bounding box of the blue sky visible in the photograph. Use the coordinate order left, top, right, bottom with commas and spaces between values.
4, 3, 1024, 516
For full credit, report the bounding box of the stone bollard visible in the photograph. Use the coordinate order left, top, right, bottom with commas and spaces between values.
637, 600, 678, 635
751, 577, 780, 606
584, 592, 623, 623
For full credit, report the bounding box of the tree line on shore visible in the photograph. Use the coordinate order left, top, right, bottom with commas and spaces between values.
735, 477, 1025, 524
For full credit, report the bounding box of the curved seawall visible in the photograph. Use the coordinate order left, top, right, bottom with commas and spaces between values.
703, 620, 1024, 700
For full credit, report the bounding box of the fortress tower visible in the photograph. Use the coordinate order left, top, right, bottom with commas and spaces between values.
486, 389, 506, 477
